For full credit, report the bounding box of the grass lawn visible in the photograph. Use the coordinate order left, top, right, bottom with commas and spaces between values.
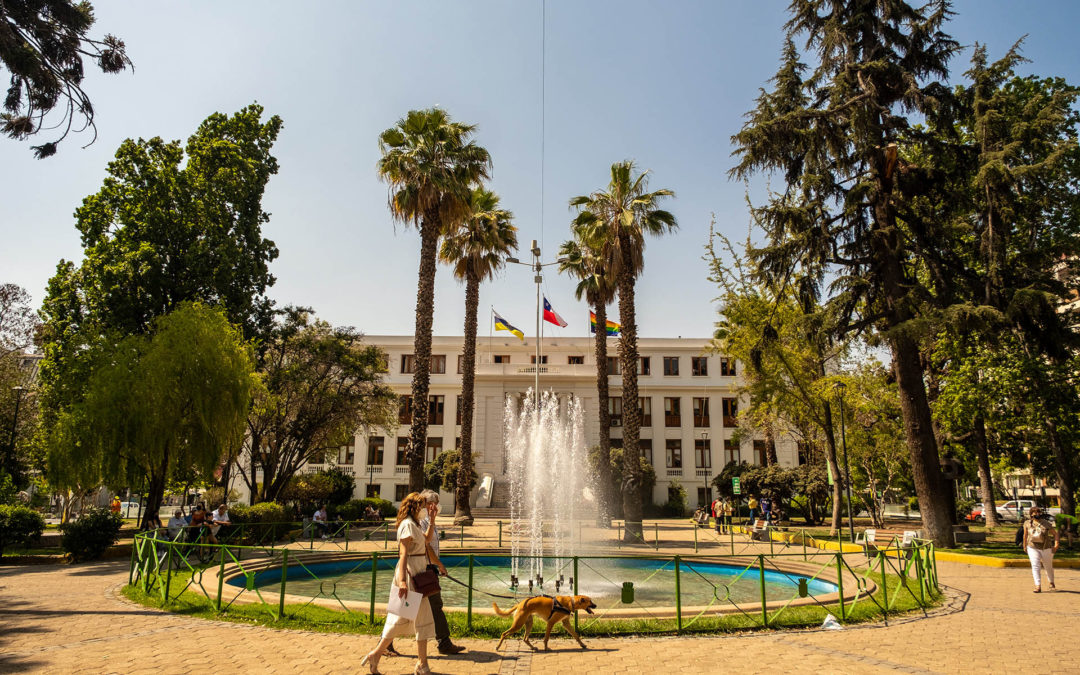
122, 563, 939, 638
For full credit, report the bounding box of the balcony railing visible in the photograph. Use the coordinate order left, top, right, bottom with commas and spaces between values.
395, 466, 409, 475
695, 469, 711, 477
666, 468, 683, 477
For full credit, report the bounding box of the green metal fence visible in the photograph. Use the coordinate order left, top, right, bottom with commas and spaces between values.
129, 528, 939, 634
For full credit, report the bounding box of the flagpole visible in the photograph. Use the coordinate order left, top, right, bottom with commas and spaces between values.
506, 240, 564, 412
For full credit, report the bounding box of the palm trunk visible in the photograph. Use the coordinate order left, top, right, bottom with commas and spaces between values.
408, 210, 440, 492
764, 424, 778, 466
593, 300, 612, 525
454, 271, 479, 525
617, 234, 643, 542
972, 415, 999, 527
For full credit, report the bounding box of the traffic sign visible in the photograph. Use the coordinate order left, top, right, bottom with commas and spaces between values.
732, 477, 741, 495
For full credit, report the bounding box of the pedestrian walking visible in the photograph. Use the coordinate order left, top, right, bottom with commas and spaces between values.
1023, 506, 1060, 593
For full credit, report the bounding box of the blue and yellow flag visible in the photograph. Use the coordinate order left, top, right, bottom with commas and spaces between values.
493, 310, 524, 341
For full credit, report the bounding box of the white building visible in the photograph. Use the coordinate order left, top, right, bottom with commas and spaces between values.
241, 335, 798, 509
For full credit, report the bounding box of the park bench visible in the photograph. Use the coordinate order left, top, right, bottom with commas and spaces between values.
858, 528, 918, 553
750, 519, 772, 542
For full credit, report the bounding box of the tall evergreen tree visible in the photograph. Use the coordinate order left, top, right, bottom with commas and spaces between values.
377, 108, 491, 491
730, 1, 962, 545
439, 187, 517, 525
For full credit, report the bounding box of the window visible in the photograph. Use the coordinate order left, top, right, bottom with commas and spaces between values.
494, 354, 511, 364
754, 440, 767, 465
640, 397, 652, 427
428, 395, 444, 425
395, 484, 409, 501
427, 437, 443, 462
366, 484, 380, 498
691, 356, 708, 376
398, 395, 412, 424
797, 442, 811, 465
720, 357, 736, 377
666, 439, 682, 469
431, 355, 446, 374
722, 398, 738, 427
640, 438, 653, 465
693, 397, 710, 427
457, 354, 464, 374
401, 354, 417, 374
697, 487, 712, 507
366, 437, 384, 465
695, 438, 711, 469
456, 395, 464, 426
338, 440, 355, 465
567, 355, 584, 365
455, 437, 461, 450
664, 397, 681, 427
530, 354, 548, 365
663, 356, 679, 376
724, 439, 740, 465
639, 356, 651, 376
606, 356, 622, 375
609, 396, 623, 427
396, 437, 409, 465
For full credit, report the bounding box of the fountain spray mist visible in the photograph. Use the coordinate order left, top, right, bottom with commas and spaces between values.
505, 389, 591, 584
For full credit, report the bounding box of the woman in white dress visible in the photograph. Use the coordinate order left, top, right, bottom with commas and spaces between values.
361, 492, 438, 675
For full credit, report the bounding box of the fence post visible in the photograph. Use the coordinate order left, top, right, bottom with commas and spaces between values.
345, 523, 350, 551
802, 529, 807, 561
729, 525, 734, 552
129, 536, 138, 585
369, 552, 379, 623
758, 554, 768, 627
460, 524, 464, 548
835, 552, 845, 621
467, 554, 474, 630
617, 522, 622, 548
769, 531, 774, 555
930, 544, 938, 590
278, 548, 289, 620
694, 523, 698, 553
674, 555, 682, 633
654, 522, 659, 550
384, 522, 389, 549
915, 548, 926, 607
878, 551, 888, 620
163, 544, 173, 605
573, 556, 580, 633
498, 521, 503, 548
216, 546, 226, 612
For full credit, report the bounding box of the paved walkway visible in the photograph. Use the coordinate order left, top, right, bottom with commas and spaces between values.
3, 535, 1080, 673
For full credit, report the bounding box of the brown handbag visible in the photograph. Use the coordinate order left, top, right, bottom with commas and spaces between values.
410, 564, 441, 597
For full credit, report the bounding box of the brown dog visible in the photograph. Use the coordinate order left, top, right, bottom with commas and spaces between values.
493, 594, 597, 651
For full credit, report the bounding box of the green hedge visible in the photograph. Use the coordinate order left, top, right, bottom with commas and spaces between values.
60, 508, 123, 561
0, 504, 46, 555
334, 498, 394, 521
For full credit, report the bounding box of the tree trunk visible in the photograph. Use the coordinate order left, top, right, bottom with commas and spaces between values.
764, 423, 778, 466
890, 334, 954, 547
454, 272, 479, 526
617, 234, 643, 542
141, 453, 170, 530
822, 401, 844, 536
973, 415, 999, 527
408, 210, 441, 493
593, 300, 613, 525
1046, 418, 1076, 517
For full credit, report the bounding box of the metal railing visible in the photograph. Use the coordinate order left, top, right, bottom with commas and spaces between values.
129, 527, 938, 634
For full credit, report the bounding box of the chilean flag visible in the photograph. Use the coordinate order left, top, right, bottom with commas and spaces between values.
543, 297, 568, 327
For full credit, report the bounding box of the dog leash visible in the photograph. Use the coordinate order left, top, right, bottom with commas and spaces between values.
440, 572, 519, 599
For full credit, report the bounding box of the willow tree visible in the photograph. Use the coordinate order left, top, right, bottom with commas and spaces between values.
572, 161, 677, 542
45, 303, 256, 528
377, 108, 491, 491
559, 235, 617, 524
730, 3, 962, 546
439, 187, 517, 524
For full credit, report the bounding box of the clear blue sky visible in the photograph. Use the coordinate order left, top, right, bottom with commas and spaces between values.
3, 1, 1078, 340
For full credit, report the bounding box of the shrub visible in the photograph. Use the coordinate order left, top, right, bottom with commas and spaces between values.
321, 467, 356, 507
424, 450, 477, 493
661, 480, 688, 518
60, 508, 123, 561
907, 496, 920, 512
0, 504, 46, 555
229, 502, 293, 544
334, 498, 395, 521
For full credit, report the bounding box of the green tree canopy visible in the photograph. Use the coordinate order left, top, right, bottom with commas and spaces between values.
44, 303, 256, 527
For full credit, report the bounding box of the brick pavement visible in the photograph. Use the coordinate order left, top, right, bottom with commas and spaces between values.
3, 531, 1080, 674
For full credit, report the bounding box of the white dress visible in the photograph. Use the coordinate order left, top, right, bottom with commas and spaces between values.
380, 518, 435, 640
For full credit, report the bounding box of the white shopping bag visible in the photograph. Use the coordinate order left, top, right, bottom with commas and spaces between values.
387, 587, 423, 621
821, 613, 843, 630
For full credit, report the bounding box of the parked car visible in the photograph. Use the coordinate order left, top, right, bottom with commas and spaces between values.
966, 503, 987, 522
995, 500, 1060, 522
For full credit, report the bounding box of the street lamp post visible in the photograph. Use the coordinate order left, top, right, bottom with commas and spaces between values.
834, 381, 856, 544
506, 240, 566, 409
701, 430, 710, 507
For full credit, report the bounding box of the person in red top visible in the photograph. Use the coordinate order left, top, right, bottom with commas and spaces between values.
188, 502, 208, 543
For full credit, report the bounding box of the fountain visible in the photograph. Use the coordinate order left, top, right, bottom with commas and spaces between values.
503, 389, 591, 588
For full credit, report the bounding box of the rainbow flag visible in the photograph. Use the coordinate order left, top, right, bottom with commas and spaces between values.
589, 311, 620, 336
493, 310, 524, 341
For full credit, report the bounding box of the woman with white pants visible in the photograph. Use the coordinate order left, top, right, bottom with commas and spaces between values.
1022, 507, 1060, 593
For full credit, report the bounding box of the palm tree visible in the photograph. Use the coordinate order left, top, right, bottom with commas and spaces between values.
571, 161, 676, 542
558, 236, 617, 525
439, 187, 517, 525
377, 108, 491, 491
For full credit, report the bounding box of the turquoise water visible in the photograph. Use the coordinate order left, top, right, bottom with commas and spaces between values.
234, 555, 837, 609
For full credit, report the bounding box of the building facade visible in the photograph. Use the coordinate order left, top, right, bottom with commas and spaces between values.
237, 335, 798, 509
